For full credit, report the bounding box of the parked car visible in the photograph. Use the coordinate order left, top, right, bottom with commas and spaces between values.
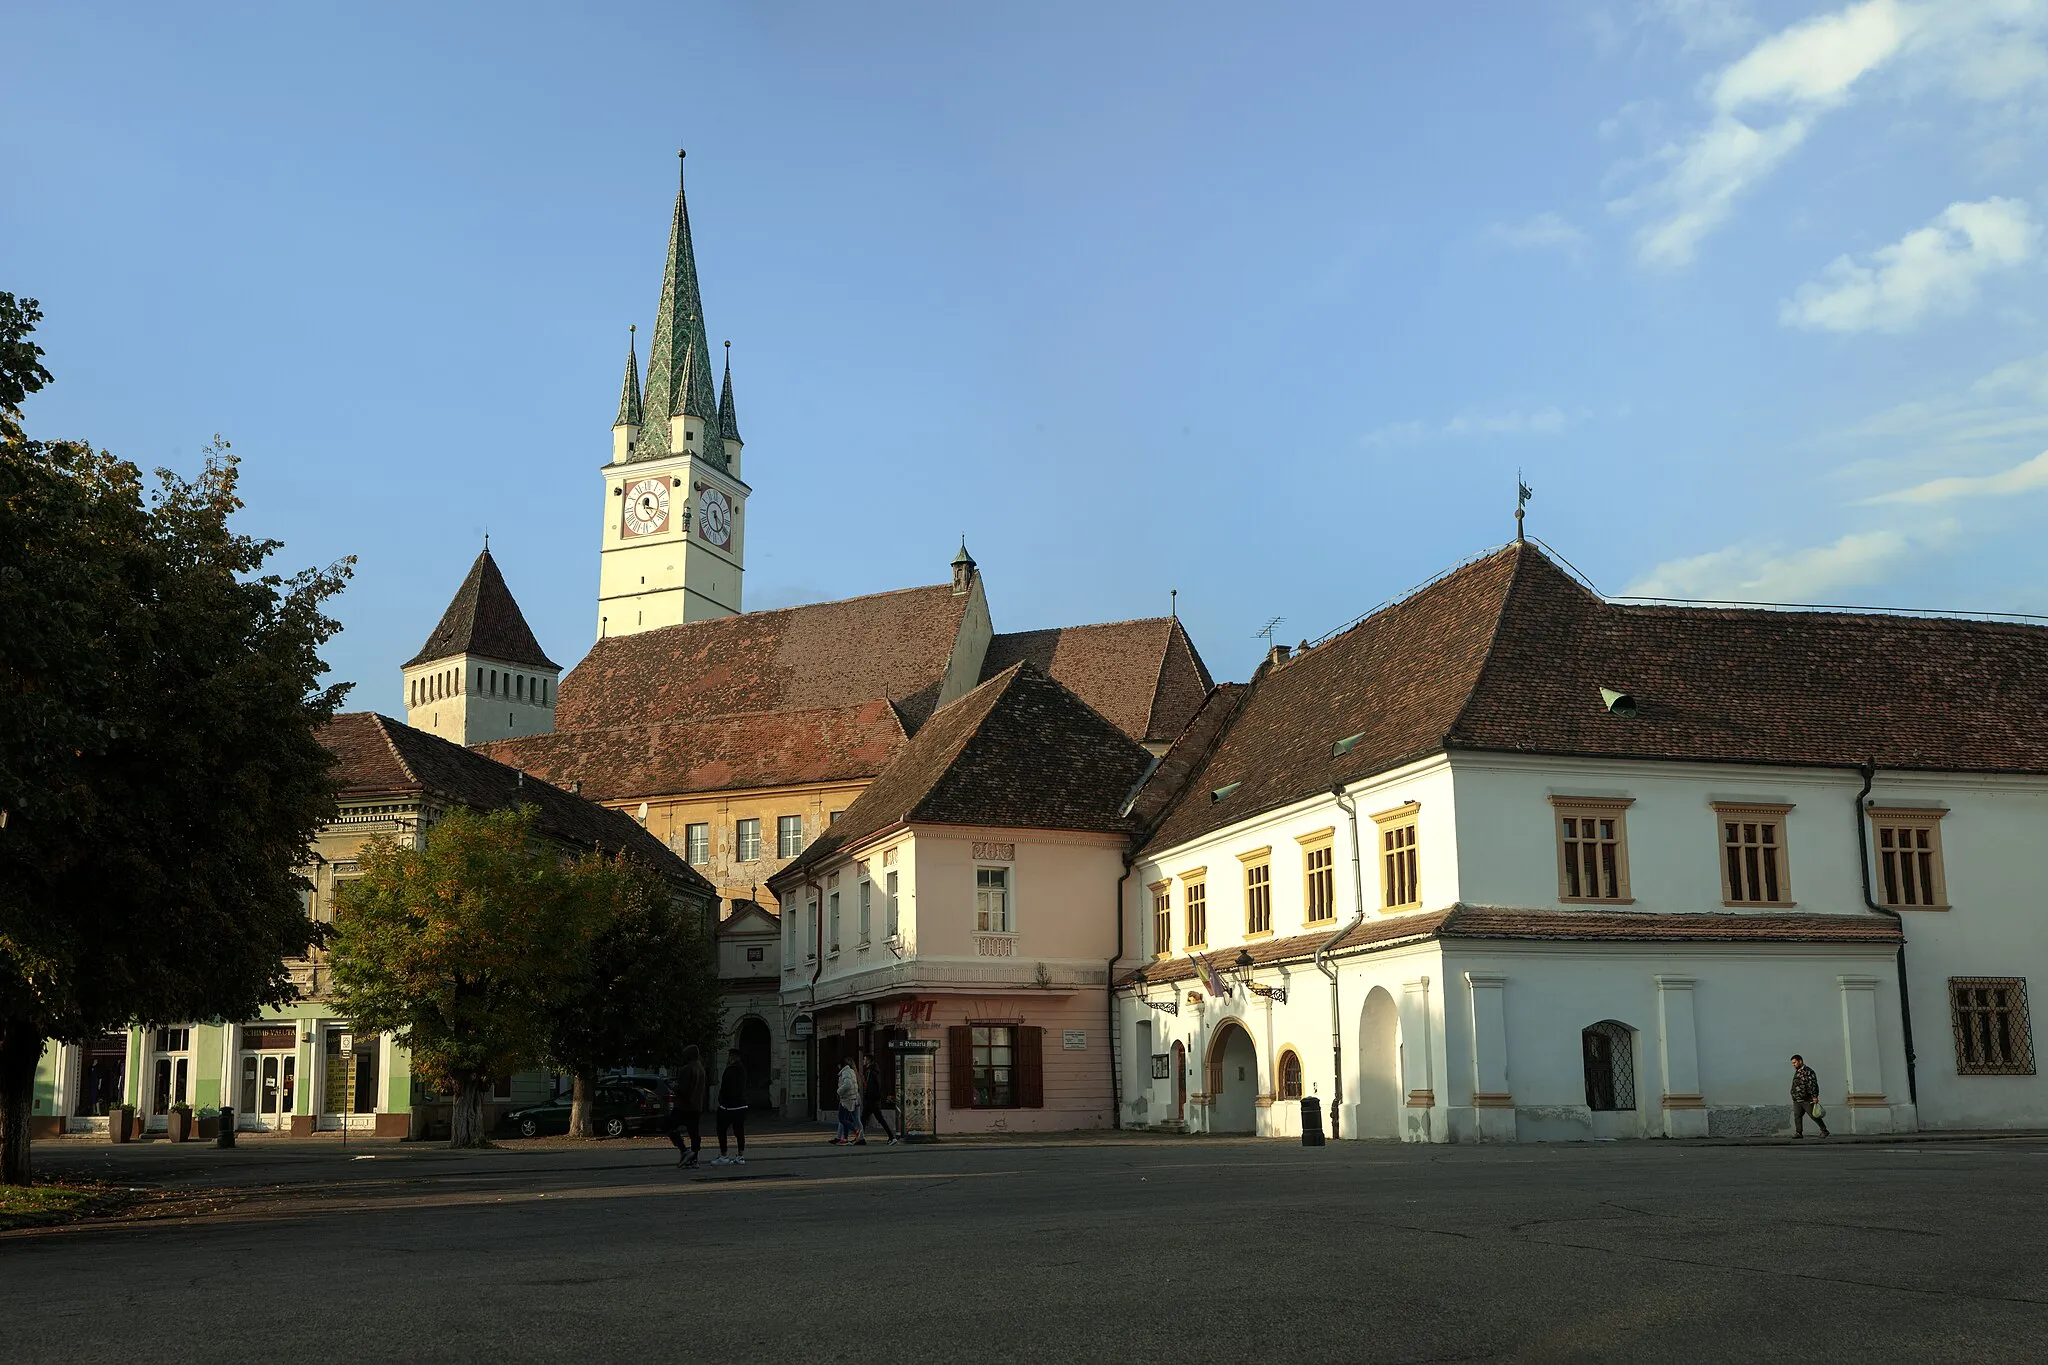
502, 1085, 666, 1139
603, 1072, 675, 1104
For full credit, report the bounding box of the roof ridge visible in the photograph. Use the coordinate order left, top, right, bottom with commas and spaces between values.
598, 582, 956, 645
369, 712, 421, 787
1140, 618, 1176, 744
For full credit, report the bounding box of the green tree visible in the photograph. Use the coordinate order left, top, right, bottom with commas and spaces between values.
545, 856, 721, 1137
329, 807, 602, 1147
0, 293, 351, 1184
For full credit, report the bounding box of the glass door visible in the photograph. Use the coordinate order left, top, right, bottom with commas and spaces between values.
240, 1052, 297, 1129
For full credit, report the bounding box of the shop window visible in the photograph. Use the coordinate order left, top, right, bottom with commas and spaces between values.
947, 1024, 1044, 1109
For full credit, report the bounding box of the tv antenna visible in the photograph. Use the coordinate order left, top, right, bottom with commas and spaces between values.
1254, 616, 1285, 644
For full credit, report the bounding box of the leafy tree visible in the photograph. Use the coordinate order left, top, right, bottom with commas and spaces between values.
330, 807, 603, 1146
545, 857, 721, 1137
0, 293, 350, 1184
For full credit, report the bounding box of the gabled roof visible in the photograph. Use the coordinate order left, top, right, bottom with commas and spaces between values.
769, 663, 1155, 890
718, 899, 781, 935
1141, 540, 2048, 855
477, 701, 908, 803
980, 615, 1214, 745
321, 712, 713, 895
404, 548, 559, 671
560, 583, 971, 735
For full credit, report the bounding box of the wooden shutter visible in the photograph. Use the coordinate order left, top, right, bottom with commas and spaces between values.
948, 1026, 973, 1109
1018, 1026, 1044, 1109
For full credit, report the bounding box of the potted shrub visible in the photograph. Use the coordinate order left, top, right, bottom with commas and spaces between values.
166, 1103, 193, 1143
195, 1106, 221, 1142
110, 1103, 134, 1144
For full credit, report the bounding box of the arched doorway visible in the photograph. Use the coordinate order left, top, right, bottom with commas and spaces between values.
1581, 1020, 1640, 1137
1170, 1040, 1187, 1122
1357, 987, 1402, 1140
1206, 1020, 1258, 1134
737, 1016, 773, 1109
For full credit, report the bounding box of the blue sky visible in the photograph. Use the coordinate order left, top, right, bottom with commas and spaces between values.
10, 1, 2048, 700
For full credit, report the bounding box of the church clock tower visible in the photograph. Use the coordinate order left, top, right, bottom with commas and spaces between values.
598, 151, 749, 639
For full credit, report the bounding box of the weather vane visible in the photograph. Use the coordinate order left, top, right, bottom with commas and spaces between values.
1516, 472, 1533, 543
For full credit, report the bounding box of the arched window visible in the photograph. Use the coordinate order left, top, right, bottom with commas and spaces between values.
1278, 1049, 1304, 1100
1582, 1021, 1636, 1112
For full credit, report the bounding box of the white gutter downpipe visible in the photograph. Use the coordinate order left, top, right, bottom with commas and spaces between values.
1316, 785, 1368, 1141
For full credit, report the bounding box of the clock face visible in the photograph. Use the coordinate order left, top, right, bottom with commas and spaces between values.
622, 477, 670, 537
697, 487, 732, 548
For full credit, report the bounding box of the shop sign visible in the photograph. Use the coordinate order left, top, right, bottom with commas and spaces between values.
792, 1015, 815, 1039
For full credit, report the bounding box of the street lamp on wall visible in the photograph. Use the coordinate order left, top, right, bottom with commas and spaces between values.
1132, 965, 1178, 1016
1235, 948, 1288, 1004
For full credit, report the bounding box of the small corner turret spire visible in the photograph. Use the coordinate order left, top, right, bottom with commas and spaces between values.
718, 338, 741, 442
614, 325, 642, 430
951, 536, 977, 595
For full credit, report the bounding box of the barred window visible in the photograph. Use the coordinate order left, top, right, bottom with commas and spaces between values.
1553, 798, 1632, 902
1278, 1049, 1303, 1100
1184, 878, 1208, 949
1244, 859, 1272, 936
1582, 1020, 1637, 1111
1871, 810, 1947, 909
1151, 884, 1171, 957
1950, 977, 2034, 1076
1302, 837, 1335, 924
1716, 804, 1792, 906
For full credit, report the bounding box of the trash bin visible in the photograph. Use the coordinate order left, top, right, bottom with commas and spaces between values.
216, 1107, 236, 1148
1300, 1096, 1325, 1147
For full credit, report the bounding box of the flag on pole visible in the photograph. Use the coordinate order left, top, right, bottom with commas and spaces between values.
1191, 952, 1232, 1000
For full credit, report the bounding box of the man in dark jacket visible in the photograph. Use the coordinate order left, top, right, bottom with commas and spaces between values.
711, 1048, 749, 1165
667, 1045, 706, 1169
1790, 1054, 1829, 1138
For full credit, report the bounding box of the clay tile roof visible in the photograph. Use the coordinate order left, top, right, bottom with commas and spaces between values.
981, 616, 1214, 744
770, 663, 1156, 891
561, 583, 969, 734
1140, 545, 1521, 853
1142, 540, 2048, 855
321, 712, 712, 895
405, 548, 559, 671
1117, 905, 1899, 986
476, 701, 907, 803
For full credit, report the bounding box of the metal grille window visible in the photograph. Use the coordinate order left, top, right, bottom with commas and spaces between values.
1184, 878, 1208, 948
1244, 859, 1272, 936
1303, 838, 1335, 923
1151, 885, 1172, 957
735, 818, 761, 862
1278, 1049, 1304, 1100
971, 1025, 1017, 1107
1716, 804, 1792, 905
777, 814, 804, 858
1552, 798, 1632, 902
1582, 1021, 1637, 1111
1950, 977, 2034, 1076
976, 867, 1012, 933
684, 822, 709, 865
1871, 811, 1947, 909
1377, 806, 1420, 909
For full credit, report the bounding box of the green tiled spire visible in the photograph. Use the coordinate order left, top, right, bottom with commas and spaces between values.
634, 151, 726, 470
718, 339, 741, 443
614, 325, 642, 428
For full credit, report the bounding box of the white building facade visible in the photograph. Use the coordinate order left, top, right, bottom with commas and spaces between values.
1115, 544, 2045, 1142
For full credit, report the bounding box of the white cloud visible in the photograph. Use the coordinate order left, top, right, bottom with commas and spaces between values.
1867, 448, 2048, 503
1614, 0, 1937, 267
1624, 525, 1939, 599
1644, 0, 1757, 51
1364, 407, 1575, 445
1781, 197, 2039, 332
1485, 212, 1588, 252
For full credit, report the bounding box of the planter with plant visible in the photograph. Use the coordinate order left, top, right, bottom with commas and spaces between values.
166, 1104, 193, 1143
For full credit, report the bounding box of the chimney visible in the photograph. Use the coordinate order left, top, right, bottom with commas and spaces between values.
1268, 643, 1293, 666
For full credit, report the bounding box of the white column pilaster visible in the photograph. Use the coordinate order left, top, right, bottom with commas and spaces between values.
1837, 975, 1893, 1135
1465, 972, 1516, 1142
1655, 975, 1709, 1138
1400, 976, 1436, 1142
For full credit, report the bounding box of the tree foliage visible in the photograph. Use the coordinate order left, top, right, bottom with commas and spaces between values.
0, 293, 352, 1183
544, 856, 721, 1136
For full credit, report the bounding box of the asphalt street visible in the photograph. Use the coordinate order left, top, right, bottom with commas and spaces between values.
5, 1130, 2046, 1363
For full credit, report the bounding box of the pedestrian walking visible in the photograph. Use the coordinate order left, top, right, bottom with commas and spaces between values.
831, 1056, 860, 1144
860, 1053, 897, 1144
667, 1044, 706, 1168
711, 1048, 748, 1165
1789, 1053, 1829, 1138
